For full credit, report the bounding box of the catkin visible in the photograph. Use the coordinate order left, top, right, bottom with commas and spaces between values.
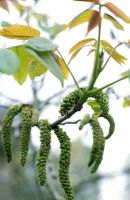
2, 104, 23, 162
89, 116, 105, 173
54, 126, 74, 200
101, 113, 115, 139
31, 108, 40, 127
36, 120, 51, 186
92, 90, 109, 115
20, 106, 32, 166
59, 89, 81, 116
79, 114, 91, 130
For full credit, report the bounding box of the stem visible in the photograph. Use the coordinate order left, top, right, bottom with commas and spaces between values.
97, 75, 128, 91
80, 75, 129, 103
101, 42, 123, 71
88, 4, 102, 90
57, 49, 83, 95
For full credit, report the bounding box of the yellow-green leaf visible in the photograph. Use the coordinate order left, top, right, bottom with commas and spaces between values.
74, 0, 99, 4
29, 59, 47, 80
87, 48, 95, 56
69, 38, 95, 54
53, 54, 69, 79
69, 9, 94, 29
87, 99, 101, 116
121, 70, 130, 79
87, 10, 101, 34
0, 24, 40, 40
123, 98, 130, 108
0, 0, 9, 12
103, 2, 130, 23
69, 48, 82, 63
104, 13, 124, 30
101, 40, 127, 65
10, 46, 32, 84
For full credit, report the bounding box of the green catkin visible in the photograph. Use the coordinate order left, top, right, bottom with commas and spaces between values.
31, 108, 40, 127
20, 106, 32, 166
101, 113, 115, 139
91, 90, 115, 140
2, 104, 23, 162
79, 114, 91, 130
88, 116, 105, 173
92, 90, 109, 115
36, 120, 51, 186
59, 89, 81, 116
54, 126, 74, 200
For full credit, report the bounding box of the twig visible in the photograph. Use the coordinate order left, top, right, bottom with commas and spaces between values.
61, 119, 80, 125
51, 102, 83, 129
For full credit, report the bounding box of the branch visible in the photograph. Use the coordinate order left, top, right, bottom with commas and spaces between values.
61, 119, 80, 125
51, 102, 83, 129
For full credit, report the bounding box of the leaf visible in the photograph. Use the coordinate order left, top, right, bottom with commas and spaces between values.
69, 38, 95, 54
0, 49, 19, 75
24, 36, 58, 52
74, 0, 99, 3
87, 99, 101, 116
69, 9, 94, 29
123, 98, 130, 108
104, 13, 124, 30
87, 48, 95, 56
0, 24, 40, 40
103, 2, 130, 23
29, 59, 47, 80
87, 10, 101, 34
53, 54, 69, 79
10, 46, 32, 84
101, 40, 127, 64
121, 70, 130, 79
25, 47, 64, 86
69, 48, 82, 63
0, 0, 9, 12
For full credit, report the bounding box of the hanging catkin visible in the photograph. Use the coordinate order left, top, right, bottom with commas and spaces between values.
2, 104, 23, 162
36, 119, 51, 186
31, 108, 40, 127
88, 116, 105, 173
54, 126, 74, 200
20, 105, 32, 166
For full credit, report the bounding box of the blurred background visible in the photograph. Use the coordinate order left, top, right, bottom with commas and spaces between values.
0, 0, 130, 199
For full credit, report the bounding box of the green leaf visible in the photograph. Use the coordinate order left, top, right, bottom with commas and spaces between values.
69, 9, 94, 29
104, 13, 124, 30
29, 59, 47, 80
87, 99, 101, 116
10, 46, 31, 84
24, 36, 58, 52
0, 49, 19, 74
25, 47, 64, 86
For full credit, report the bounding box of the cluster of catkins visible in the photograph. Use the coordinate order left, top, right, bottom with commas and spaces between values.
2, 87, 115, 200
60, 88, 115, 173
2, 104, 74, 200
